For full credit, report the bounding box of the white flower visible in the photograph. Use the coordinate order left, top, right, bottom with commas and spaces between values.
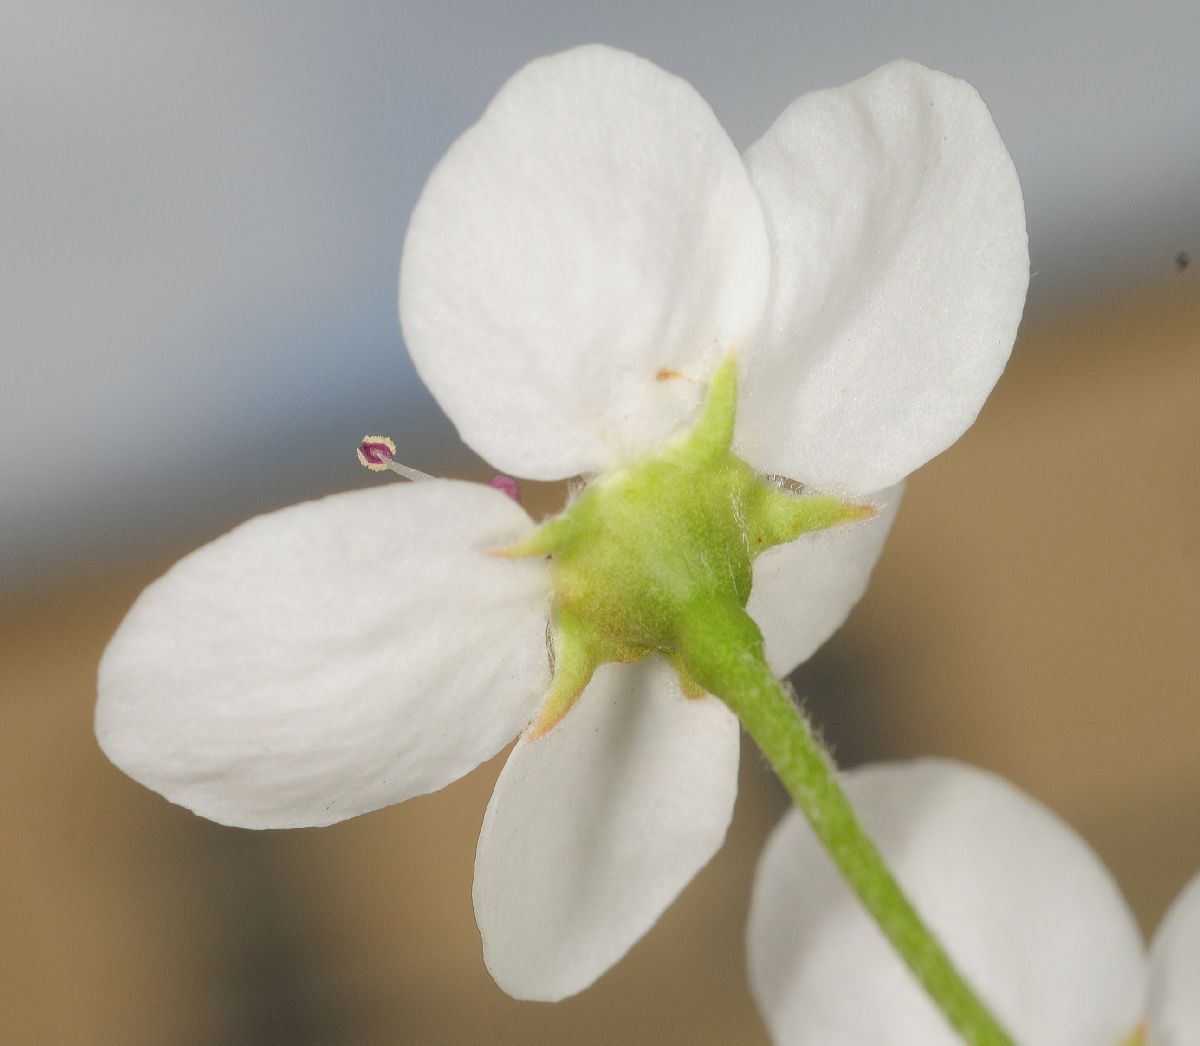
95, 46, 1027, 1002
748, 758, 1198, 1045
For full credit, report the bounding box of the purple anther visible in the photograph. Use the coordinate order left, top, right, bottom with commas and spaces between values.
489, 474, 522, 503
359, 440, 395, 466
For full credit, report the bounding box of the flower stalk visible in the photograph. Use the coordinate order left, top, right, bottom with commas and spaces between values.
679, 600, 1015, 1046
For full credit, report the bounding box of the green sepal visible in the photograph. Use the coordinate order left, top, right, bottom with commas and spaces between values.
529, 608, 654, 738
743, 483, 878, 558
665, 352, 737, 464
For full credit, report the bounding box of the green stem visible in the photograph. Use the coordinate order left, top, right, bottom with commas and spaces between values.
680, 603, 1014, 1046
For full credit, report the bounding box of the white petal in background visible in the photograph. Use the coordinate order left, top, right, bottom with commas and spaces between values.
737, 61, 1029, 496
748, 759, 1145, 1046
400, 44, 769, 481
1147, 871, 1200, 1045
474, 659, 740, 1001
747, 483, 902, 677
96, 481, 551, 829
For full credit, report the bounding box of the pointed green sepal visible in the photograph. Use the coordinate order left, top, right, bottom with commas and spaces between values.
527, 609, 598, 739
745, 483, 877, 556
669, 352, 738, 464
491, 511, 581, 559
528, 608, 656, 738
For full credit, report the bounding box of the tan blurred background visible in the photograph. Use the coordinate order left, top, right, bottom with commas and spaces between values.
3, 3, 1199, 1044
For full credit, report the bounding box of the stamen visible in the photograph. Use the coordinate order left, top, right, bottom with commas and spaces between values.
356, 435, 434, 482
488, 474, 522, 503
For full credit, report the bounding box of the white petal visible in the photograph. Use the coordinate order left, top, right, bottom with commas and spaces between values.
748, 759, 1145, 1046
748, 483, 902, 677
1147, 870, 1200, 1045
96, 481, 551, 829
400, 44, 769, 480
737, 61, 1029, 495
473, 659, 739, 1000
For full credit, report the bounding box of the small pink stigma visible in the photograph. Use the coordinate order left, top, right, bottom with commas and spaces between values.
489, 474, 522, 503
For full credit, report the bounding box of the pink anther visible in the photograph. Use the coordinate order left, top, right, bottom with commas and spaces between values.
358, 440, 396, 466
489, 474, 522, 503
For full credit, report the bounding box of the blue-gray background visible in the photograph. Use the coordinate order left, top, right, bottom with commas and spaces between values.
4, 0, 1198, 598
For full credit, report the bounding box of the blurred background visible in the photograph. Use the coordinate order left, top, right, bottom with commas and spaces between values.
2, 1, 1198, 1042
